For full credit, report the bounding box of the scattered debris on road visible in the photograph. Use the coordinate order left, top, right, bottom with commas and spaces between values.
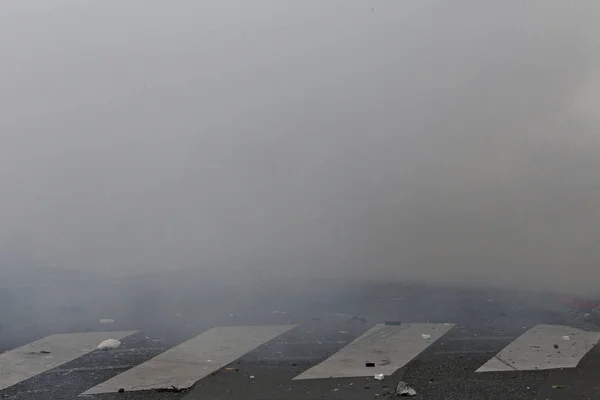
421, 334, 432, 339
554, 344, 559, 349
395, 381, 417, 396
552, 385, 564, 389
99, 319, 115, 324
561, 335, 571, 341
97, 339, 121, 350
155, 385, 187, 393
249, 375, 256, 379
374, 373, 384, 380
365, 362, 375, 367
118, 388, 124, 393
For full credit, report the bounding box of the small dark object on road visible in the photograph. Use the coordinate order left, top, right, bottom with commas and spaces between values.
350, 316, 368, 323
554, 344, 559, 349
365, 362, 375, 367
384, 320, 402, 326
40, 351, 51, 354
118, 388, 124, 393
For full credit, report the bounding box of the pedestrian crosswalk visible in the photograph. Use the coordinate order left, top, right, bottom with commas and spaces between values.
0, 330, 138, 391
476, 324, 600, 372
0, 322, 599, 397
82, 325, 296, 395
294, 323, 454, 380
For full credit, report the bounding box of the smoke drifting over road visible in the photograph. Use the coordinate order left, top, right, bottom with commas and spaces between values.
1, 1, 600, 294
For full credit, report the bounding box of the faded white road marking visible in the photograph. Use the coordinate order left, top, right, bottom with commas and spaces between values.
0, 330, 137, 391
476, 324, 600, 372
293, 323, 455, 379
82, 325, 296, 394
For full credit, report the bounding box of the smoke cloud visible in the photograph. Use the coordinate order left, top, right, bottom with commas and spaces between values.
1, 1, 600, 294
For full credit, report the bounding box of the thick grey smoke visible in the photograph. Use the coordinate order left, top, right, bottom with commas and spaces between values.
1, 1, 600, 294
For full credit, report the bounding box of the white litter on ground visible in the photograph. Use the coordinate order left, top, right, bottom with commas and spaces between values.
396, 381, 417, 396
97, 339, 122, 350
99, 319, 115, 324
421, 334, 431, 339
374, 373, 384, 380
562, 335, 571, 341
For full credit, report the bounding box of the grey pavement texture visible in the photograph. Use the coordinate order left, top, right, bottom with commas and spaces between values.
0, 271, 598, 399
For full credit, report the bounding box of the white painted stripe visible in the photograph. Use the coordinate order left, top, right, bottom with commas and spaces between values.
293, 323, 455, 380
82, 325, 296, 394
476, 324, 600, 372
0, 330, 137, 391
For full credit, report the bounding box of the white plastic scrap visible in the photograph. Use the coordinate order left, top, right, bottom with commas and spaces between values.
374, 373, 384, 380
99, 319, 115, 324
562, 335, 571, 341
97, 339, 122, 350
396, 381, 417, 396
421, 334, 432, 340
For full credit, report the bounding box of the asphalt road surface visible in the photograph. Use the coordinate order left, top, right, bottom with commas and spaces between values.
1, 269, 599, 400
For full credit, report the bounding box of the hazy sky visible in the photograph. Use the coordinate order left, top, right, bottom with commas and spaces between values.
1, 1, 600, 293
